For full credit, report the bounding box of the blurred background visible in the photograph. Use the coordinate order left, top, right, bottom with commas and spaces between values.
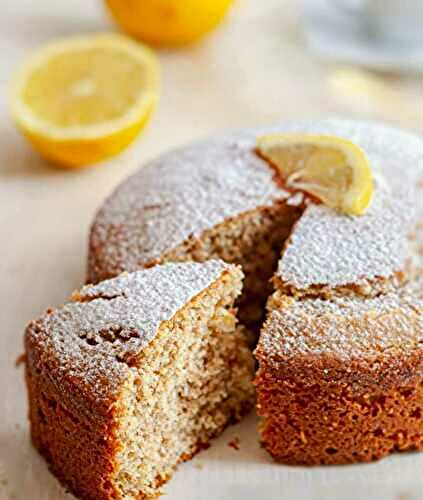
2, 1, 423, 499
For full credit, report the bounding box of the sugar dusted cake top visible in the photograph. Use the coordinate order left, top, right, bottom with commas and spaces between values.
90, 119, 423, 290
259, 274, 423, 363
25, 260, 234, 414
277, 186, 414, 290
89, 138, 286, 276
275, 120, 422, 290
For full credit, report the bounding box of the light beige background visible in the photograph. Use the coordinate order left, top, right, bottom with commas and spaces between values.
1, 1, 423, 499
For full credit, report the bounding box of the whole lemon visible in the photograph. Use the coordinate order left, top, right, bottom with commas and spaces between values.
105, 0, 234, 46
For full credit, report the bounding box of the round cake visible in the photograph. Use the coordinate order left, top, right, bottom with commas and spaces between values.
87, 119, 423, 465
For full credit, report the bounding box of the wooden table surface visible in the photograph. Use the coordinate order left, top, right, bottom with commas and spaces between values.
1, 1, 423, 499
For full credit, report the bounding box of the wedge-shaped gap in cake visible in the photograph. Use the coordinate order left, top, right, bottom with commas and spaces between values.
159, 202, 303, 335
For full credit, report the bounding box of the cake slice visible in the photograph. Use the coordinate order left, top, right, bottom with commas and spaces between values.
25, 260, 255, 499
255, 276, 423, 465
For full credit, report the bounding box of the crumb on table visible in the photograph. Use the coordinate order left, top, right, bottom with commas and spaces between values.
228, 437, 240, 450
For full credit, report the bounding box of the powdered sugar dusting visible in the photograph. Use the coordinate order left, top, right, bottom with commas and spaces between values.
25, 260, 232, 409
260, 143, 423, 364
89, 140, 287, 279
260, 275, 423, 361
277, 185, 415, 288
89, 119, 423, 290
415, 170, 423, 268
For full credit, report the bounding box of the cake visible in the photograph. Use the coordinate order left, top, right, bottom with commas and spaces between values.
88, 120, 420, 331
26, 118, 423, 496
88, 120, 423, 463
25, 260, 255, 499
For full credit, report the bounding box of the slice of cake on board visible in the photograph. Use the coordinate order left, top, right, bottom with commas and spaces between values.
25, 260, 254, 499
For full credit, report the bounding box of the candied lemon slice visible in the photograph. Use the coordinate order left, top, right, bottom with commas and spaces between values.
9, 33, 160, 168
257, 134, 374, 215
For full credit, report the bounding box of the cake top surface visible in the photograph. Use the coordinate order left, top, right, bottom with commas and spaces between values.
90, 119, 422, 289
259, 275, 423, 362
26, 260, 232, 412
277, 187, 414, 289
275, 120, 421, 289
89, 136, 286, 276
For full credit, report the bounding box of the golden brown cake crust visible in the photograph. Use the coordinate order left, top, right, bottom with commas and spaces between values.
26, 369, 121, 500
255, 358, 423, 465
27, 356, 251, 500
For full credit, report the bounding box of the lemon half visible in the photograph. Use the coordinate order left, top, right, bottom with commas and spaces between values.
257, 134, 374, 215
10, 33, 160, 168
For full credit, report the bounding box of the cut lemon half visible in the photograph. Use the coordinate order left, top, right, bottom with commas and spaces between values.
257, 134, 374, 215
9, 33, 160, 168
